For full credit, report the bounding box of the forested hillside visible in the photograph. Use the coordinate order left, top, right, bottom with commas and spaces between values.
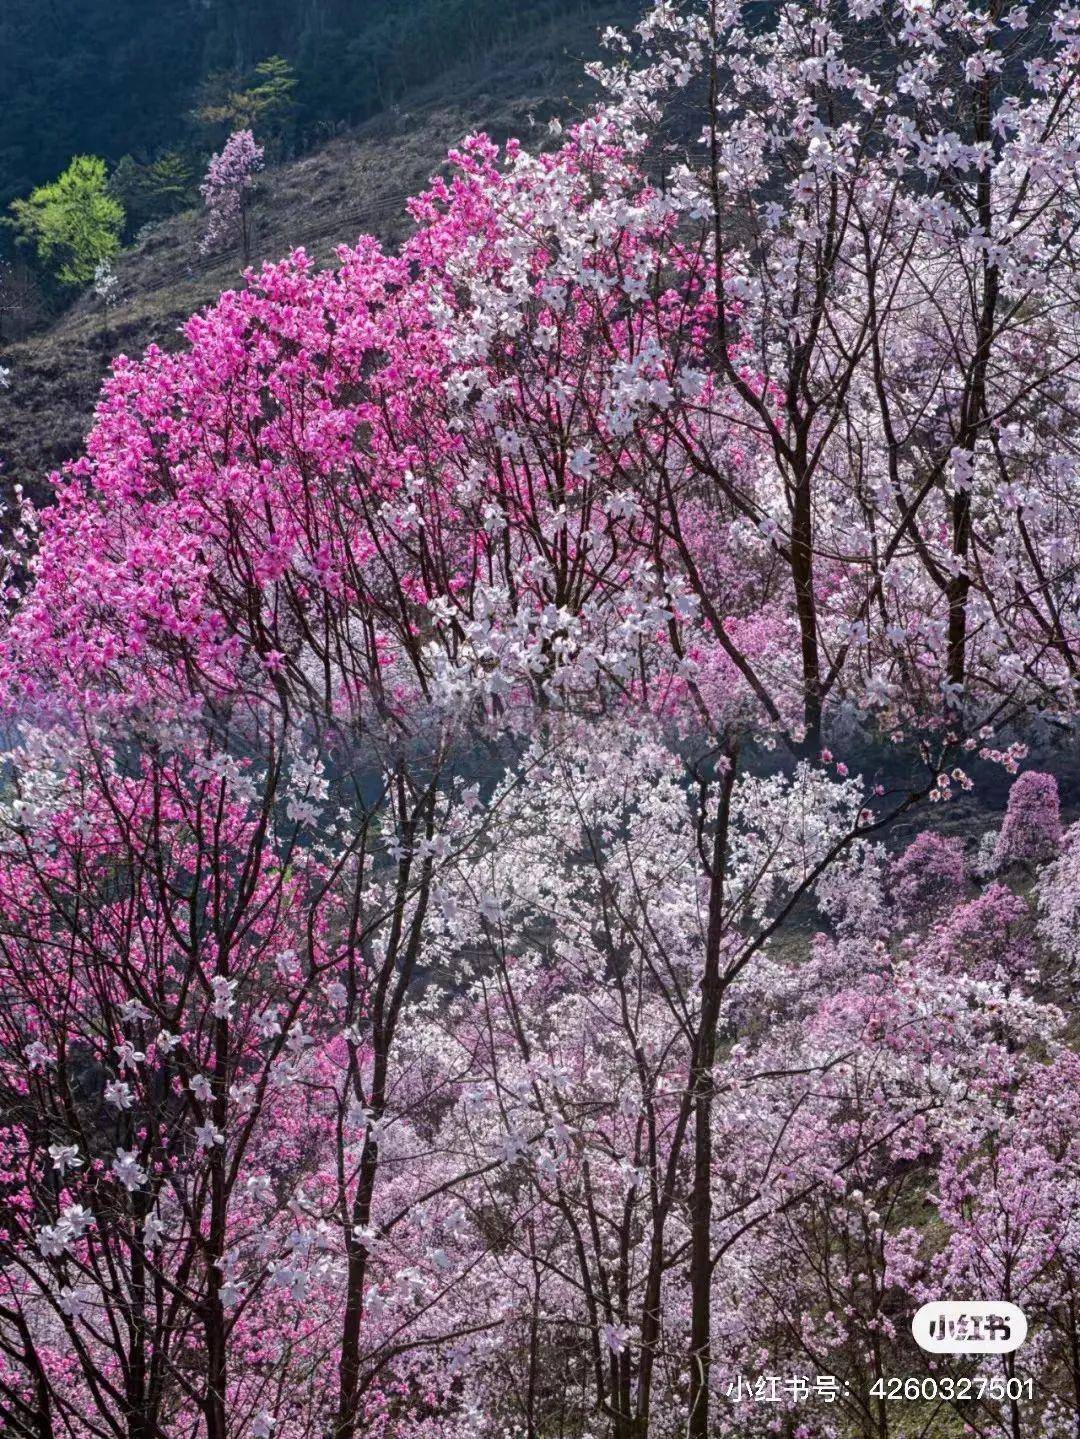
0, 0, 614, 212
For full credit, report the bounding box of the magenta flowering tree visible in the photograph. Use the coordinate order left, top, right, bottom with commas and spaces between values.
0, 718, 526, 1438
200, 130, 265, 263
0, 1, 1078, 1437
995, 769, 1064, 868
888, 830, 968, 919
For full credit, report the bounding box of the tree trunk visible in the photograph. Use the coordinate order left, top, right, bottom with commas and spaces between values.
687, 755, 737, 1439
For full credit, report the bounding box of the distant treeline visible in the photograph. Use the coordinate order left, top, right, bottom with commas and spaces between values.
0, 0, 615, 215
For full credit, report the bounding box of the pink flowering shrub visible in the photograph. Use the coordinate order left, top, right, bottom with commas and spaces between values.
995, 770, 1064, 869
889, 830, 967, 917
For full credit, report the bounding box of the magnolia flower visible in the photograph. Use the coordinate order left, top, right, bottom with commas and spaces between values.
210, 976, 237, 1018
48, 1143, 83, 1176
57, 1285, 93, 1319
144, 1212, 166, 1247
105, 1080, 134, 1110
479, 893, 503, 925
285, 1024, 313, 1057
112, 1148, 147, 1191
63, 1205, 94, 1239
601, 1323, 632, 1354
676, 366, 706, 399
114, 1040, 144, 1072
270, 1265, 309, 1303
221, 1278, 244, 1307
245, 1172, 274, 1202
493, 1129, 527, 1164
36, 1224, 70, 1258
568, 446, 594, 477
864, 674, 895, 707
195, 1121, 225, 1148
286, 797, 320, 826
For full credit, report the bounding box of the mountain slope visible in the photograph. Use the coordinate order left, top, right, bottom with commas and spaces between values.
0, 5, 631, 508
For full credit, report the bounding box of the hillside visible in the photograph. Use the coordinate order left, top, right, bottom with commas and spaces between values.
0, 5, 631, 509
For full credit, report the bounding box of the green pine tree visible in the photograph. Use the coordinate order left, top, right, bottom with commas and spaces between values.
110, 150, 196, 230
193, 56, 297, 152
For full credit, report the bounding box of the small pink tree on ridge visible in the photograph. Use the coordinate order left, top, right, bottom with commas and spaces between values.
200, 129, 265, 262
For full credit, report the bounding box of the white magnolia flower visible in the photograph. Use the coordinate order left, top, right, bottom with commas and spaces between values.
114, 1041, 145, 1072
36, 1224, 70, 1258
270, 1265, 309, 1303
258, 1009, 283, 1039
144, 1212, 167, 1247
105, 1080, 134, 1110
245, 1172, 273, 1202
569, 446, 595, 477
601, 1323, 632, 1354
119, 999, 152, 1022
479, 893, 503, 925
112, 1148, 147, 1191
493, 1129, 527, 1164
62, 1204, 94, 1239
210, 976, 237, 1018
221, 1278, 244, 1308
57, 1285, 93, 1319
48, 1143, 83, 1176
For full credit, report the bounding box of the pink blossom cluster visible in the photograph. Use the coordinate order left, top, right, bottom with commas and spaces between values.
994, 769, 1064, 868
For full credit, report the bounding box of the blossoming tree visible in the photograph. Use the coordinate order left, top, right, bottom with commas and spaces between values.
200, 131, 266, 262
1, 1, 1078, 1437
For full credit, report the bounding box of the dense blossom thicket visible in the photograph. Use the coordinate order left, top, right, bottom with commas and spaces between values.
0, 3, 1079, 1438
